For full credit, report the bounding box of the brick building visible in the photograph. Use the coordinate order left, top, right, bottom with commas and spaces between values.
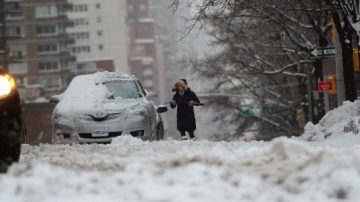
127, 0, 166, 103
5, 0, 75, 99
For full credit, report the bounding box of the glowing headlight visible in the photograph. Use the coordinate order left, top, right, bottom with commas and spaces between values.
0, 74, 16, 99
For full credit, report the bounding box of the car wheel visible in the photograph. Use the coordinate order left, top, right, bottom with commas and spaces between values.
0, 117, 22, 173
156, 121, 164, 141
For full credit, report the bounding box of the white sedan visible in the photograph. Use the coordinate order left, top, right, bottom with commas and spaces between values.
51, 72, 167, 143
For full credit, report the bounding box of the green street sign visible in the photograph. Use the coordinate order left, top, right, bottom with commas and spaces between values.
240, 109, 254, 117
310, 46, 335, 57
241, 105, 278, 117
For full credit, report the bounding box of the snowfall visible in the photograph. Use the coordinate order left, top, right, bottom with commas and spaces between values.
3, 101, 360, 201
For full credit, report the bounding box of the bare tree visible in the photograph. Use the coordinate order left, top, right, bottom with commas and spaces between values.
326, 0, 357, 101
171, 0, 332, 140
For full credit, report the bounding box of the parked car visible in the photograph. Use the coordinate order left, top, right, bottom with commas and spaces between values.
0, 70, 22, 172
51, 72, 167, 144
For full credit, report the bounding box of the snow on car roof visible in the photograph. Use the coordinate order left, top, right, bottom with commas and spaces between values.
56, 72, 137, 114
94, 71, 134, 84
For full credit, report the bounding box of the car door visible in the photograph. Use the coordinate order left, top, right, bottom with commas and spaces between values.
135, 80, 157, 136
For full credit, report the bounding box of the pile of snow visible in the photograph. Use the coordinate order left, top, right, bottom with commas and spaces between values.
109, 134, 145, 147
301, 100, 360, 143
4, 101, 360, 201
2, 136, 360, 201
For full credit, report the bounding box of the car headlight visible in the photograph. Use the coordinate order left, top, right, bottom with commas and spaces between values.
0, 74, 16, 99
133, 108, 148, 116
53, 111, 75, 128
54, 123, 73, 132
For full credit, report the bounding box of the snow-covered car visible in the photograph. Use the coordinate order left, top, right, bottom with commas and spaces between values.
0, 70, 22, 172
51, 72, 168, 143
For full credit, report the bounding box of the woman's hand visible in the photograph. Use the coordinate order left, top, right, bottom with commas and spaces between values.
170, 100, 177, 108
188, 100, 197, 107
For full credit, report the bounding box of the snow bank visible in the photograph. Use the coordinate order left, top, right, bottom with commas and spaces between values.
2, 137, 360, 201
300, 100, 360, 143
4, 101, 360, 201
109, 135, 146, 147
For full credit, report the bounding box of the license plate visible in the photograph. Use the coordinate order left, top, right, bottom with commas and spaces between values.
92, 128, 108, 137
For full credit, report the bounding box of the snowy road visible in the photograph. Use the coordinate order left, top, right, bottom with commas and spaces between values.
2, 134, 360, 202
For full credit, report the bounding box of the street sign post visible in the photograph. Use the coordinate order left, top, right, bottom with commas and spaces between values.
310, 46, 336, 58
318, 81, 333, 91
318, 81, 334, 113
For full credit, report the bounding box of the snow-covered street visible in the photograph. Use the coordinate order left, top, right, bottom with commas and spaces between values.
3, 0, 360, 201
3, 101, 360, 202
1, 135, 360, 202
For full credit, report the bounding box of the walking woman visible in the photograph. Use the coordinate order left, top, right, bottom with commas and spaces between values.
170, 79, 201, 140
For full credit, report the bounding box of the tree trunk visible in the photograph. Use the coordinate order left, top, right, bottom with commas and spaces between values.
342, 41, 357, 101
332, 12, 357, 101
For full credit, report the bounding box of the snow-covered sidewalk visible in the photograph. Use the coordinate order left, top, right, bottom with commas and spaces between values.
2, 101, 360, 202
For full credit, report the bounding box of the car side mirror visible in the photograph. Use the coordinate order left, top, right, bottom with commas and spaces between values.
156, 105, 168, 113
50, 94, 63, 104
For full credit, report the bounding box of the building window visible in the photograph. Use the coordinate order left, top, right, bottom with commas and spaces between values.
42, 77, 62, 90
77, 63, 87, 71
70, 46, 90, 53
97, 30, 102, 37
73, 62, 96, 73
9, 44, 27, 57
98, 44, 103, 50
69, 32, 90, 40
35, 5, 58, 18
72, 4, 88, 12
96, 3, 101, 9
7, 26, 24, 37
73, 18, 89, 26
9, 63, 28, 75
37, 43, 59, 54
36, 24, 57, 36
5, 2, 22, 19
96, 17, 102, 23
38, 60, 60, 72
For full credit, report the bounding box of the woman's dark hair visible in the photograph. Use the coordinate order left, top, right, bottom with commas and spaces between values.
181, 79, 187, 85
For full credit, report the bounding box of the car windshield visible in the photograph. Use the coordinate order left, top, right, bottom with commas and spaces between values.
104, 80, 141, 99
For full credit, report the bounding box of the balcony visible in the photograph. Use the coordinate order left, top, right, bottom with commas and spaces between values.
5, 1, 22, 20
9, 62, 28, 75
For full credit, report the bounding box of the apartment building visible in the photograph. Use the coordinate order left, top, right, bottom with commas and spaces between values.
127, 0, 166, 102
66, 0, 127, 73
5, 0, 75, 98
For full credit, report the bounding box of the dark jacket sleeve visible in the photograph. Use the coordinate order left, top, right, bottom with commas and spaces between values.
190, 91, 200, 103
170, 94, 177, 109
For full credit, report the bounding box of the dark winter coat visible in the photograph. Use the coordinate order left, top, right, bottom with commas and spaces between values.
171, 88, 200, 132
